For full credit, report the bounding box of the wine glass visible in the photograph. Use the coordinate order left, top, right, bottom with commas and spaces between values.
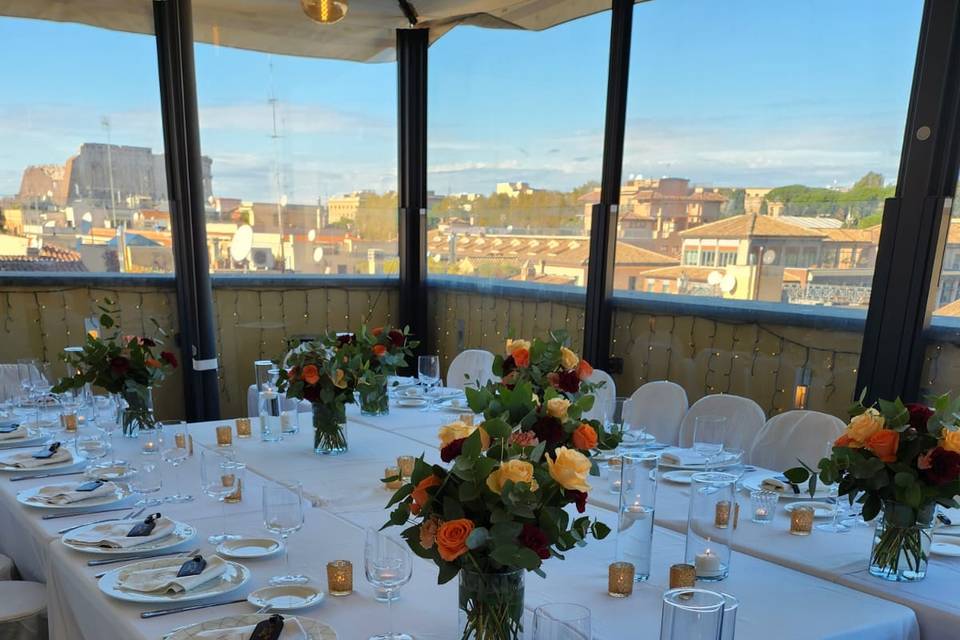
418, 355, 440, 390
692, 416, 727, 470
364, 528, 413, 640
201, 449, 240, 543
262, 481, 308, 585
129, 462, 163, 508
93, 395, 125, 466
159, 421, 192, 503
533, 603, 592, 640
75, 427, 111, 468
817, 441, 851, 534
15, 358, 37, 407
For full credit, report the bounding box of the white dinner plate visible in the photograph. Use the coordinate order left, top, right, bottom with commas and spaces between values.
163, 614, 337, 640
216, 537, 282, 559
428, 387, 465, 400
0, 432, 48, 449
395, 397, 428, 408
657, 450, 742, 470
620, 431, 656, 447
931, 535, 960, 557
61, 520, 196, 555
660, 470, 697, 484
16, 482, 132, 510
783, 501, 835, 519
437, 398, 471, 413
247, 585, 325, 611
742, 475, 832, 501
97, 556, 249, 604
85, 462, 135, 481
0, 445, 85, 473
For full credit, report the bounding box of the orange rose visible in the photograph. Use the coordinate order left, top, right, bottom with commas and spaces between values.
577, 359, 594, 381
372, 344, 387, 357
145, 358, 162, 368
572, 423, 599, 450
834, 434, 855, 448
865, 429, 899, 463
302, 364, 320, 385
372, 327, 384, 336
513, 348, 530, 368
436, 519, 474, 562
410, 475, 441, 515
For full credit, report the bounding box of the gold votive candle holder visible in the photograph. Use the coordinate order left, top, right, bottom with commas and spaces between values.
459, 413, 474, 426
607, 562, 635, 597
669, 563, 697, 589
327, 560, 353, 596
384, 466, 403, 490
174, 432, 195, 456
235, 418, 252, 439
215, 425, 233, 447
397, 455, 415, 481
789, 505, 815, 536
715, 500, 731, 528
60, 412, 78, 433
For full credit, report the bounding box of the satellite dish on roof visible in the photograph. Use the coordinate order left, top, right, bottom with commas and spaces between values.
229, 224, 254, 263
762, 249, 777, 265
308, 229, 317, 242
707, 271, 723, 286
720, 273, 737, 294
312, 247, 324, 263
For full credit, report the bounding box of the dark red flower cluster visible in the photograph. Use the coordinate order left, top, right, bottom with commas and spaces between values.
518, 523, 551, 560
554, 370, 580, 394
440, 438, 465, 462
110, 356, 130, 376
532, 416, 564, 448
388, 329, 405, 348
906, 403, 934, 433
160, 351, 178, 368
336, 333, 356, 346
303, 385, 321, 403
920, 447, 960, 486
501, 355, 517, 377
565, 489, 588, 513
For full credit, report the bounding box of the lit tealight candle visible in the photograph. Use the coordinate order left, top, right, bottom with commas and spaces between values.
694, 548, 722, 578
235, 418, 252, 439
141, 440, 158, 454
327, 560, 353, 596
607, 562, 635, 597
384, 466, 403, 490
215, 425, 233, 447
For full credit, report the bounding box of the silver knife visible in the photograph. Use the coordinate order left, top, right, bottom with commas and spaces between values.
42, 505, 135, 520
140, 598, 248, 619
88, 546, 199, 568
11, 470, 87, 482
58, 506, 145, 535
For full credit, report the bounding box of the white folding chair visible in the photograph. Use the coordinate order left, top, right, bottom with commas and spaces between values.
622, 381, 689, 446
582, 369, 616, 422
678, 394, 767, 457
748, 410, 846, 471
446, 349, 498, 390
0, 580, 46, 640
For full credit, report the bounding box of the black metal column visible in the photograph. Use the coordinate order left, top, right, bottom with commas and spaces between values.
154, 0, 221, 420
397, 28, 429, 353
856, 0, 960, 404
583, 0, 634, 369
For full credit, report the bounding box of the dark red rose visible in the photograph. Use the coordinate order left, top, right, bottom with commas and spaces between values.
532, 416, 564, 448
388, 329, 405, 348
565, 489, 588, 513
556, 370, 580, 394
441, 438, 465, 462
303, 385, 320, 403
517, 523, 550, 560
160, 351, 178, 368
336, 333, 355, 345
109, 356, 130, 376
922, 447, 960, 486
501, 355, 516, 377
140, 337, 156, 348
906, 403, 935, 433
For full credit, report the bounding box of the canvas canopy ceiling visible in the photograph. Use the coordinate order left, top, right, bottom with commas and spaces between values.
0, 0, 622, 62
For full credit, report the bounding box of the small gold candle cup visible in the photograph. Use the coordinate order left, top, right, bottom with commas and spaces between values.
327, 560, 353, 596
235, 418, 252, 438
215, 425, 233, 447
715, 500, 731, 528
790, 505, 815, 536
669, 563, 697, 589
174, 433, 187, 450
384, 466, 403, 490
60, 413, 78, 433
221, 473, 243, 503
397, 455, 415, 481
607, 562, 635, 597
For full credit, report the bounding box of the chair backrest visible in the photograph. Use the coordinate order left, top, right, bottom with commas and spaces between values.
582, 369, 616, 422
0, 364, 21, 403
678, 393, 767, 457
446, 349, 498, 390
748, 410, 846, 471
622, 380, 689, 446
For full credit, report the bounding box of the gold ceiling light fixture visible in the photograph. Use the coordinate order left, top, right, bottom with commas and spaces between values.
301, 0, 348, 24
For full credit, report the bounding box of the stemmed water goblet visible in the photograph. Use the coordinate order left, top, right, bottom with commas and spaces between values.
364, 528, 413, 640
201, 449, 240, 543
75, 427, 111, 471
693, 415, 727, 470
130, 462, 163, 508
262, 481, 308, 585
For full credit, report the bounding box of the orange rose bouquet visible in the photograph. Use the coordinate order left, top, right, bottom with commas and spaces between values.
786, 393, 960, 582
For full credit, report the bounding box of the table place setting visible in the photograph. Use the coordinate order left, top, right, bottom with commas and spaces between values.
16, 479, 128, 508
162, 613, 336, 640
0, 441, 82, 471
61, 512, 196, 554
97, 553, 250, 604
657, 447, 741, 470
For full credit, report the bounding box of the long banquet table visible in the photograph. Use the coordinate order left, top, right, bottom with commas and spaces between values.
0, 401, 944, 639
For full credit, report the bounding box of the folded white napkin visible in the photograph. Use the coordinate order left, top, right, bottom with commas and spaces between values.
659, 447, 738, 467
196, 617, 305, 639
0, 426, 26, 442
0, 447, 72, 469
64, 516, 176, 549
117, 554, 228, 594
760, 477, 789, 492
27, 481, 117, 505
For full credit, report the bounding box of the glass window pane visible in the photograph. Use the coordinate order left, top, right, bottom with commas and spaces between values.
0, 18, 171, 273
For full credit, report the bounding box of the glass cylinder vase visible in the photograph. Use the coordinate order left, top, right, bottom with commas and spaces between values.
358, 376, 390, 417
313, 401, 348, 455
868, 501, 935, 582
617, 452, 659, 581
684, 472, 736, 582
458, 568, 524, 640
121, 386, 155, 438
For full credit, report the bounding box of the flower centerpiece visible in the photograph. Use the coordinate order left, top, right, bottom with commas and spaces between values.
348, 326, 417, 416
495, 332, 598, 403
383, 340, 619, 640
52, 301, 177, 436
786, 393, 960, 582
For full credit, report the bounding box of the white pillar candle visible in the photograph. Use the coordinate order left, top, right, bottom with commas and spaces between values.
694, 548, 722, 577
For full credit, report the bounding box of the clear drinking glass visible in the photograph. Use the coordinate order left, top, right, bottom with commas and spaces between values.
659, 588, 726, 640
75, 427, 111, 466
159, 420, 192, 503
619, 397, 648, 448
201, 449, 240, 543
418, 355, 440, 389
364, 528, 413, 640
720, 593, 739, 640
817, 441, 850, 534
93, 395, 124, 466
532, 603, 592, 639
617, 452, 659, 580
258, 388, 284, 442
129, 462, 163, 507
692, 416, 727, 469
16, 358, 36, 404
263, 481, 308, 585
30, 362, 52, 397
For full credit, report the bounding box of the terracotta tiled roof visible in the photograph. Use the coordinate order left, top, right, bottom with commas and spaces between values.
639, 266, 716, 282
947, 220, 960, 245
822, 226, 882, 243
0, 244, 87, 272
678, 214, 825, 239
509, 274, 578, 286
934, 298, 960, 317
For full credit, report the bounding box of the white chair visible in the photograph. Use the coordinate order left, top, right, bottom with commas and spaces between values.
446, 350, 497, 390
678, 394, 767, 458
748, 410, 846, 472
0, 554, 13, 581
0, 580, 47, 640
582, 369, 616, 422
0, 365, 23, 403
622, 381, 689, 446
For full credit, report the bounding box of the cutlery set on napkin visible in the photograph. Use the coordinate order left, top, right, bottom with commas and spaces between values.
658, 447, 737, 467
0, 422, 27, 442
27, 480, 118, 505
0, 442, 73, 469
65, 514, 177, 549
117, 554, 229, 595
195, 615, 307, 640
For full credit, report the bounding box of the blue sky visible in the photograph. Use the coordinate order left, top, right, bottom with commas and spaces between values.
0, 0, 923, 203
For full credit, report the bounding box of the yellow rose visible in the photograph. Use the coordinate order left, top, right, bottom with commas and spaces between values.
486, 459, 539, 494
546, 397, 571, 419
330, 369, 347, 389
942, 429, 960, 454
506, 339, 531, 356
547, 447, 591, 492
439, 421, 490, 449
559, 346, 579, 370
846, 408, 885, 443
